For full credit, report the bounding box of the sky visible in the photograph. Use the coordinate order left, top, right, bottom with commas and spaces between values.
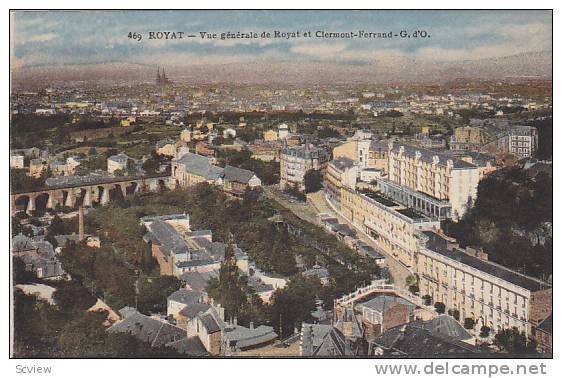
11, 10, 552, 68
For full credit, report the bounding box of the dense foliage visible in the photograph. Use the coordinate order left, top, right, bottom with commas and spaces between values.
443, 167, 552, 279
13, 288, 180, 358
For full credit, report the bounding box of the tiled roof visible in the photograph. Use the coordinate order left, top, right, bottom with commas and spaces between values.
330, 157, 355, 171
179, 303, 212, 319
391, 143, 476, 169
301, 323, 347, 356
109, 309, 186, 348
411, 315, 472, 341
357, 295, 416, 314
373, 323, 478, 356
223, 165, 256, 184
146, 220, 189, 256
167, 289, 203, 305
108, 153, 130, 163
200, 313, 221, 334
223, 324, 277, 349
165, 336, 208, 356
174, 153, 223, 180
179, 270, 218, 292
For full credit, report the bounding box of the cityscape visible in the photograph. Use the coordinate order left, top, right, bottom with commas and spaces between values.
9, 10, 553, 359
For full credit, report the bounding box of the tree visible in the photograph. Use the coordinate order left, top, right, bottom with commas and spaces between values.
137, 275, 182, 314
494, 327, 536, 354
125, 159, 137, 176
304, 169, 322, 193
422, 294, 432, 306
434, 302, 445, 314
88, 147, 97, 156
206, 258, 250, 321
463, 317, 475, 329
406, 275, 419, 294
47, 215, 66, 235
13, 257, 36, 284
480, 325, 491, 339
53, 281, 97, 314
268, 275, 320, 338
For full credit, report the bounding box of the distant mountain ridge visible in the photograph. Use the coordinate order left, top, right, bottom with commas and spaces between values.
11, 51, 552, 87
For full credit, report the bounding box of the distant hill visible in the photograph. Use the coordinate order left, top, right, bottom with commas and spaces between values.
11, 51, 552, 87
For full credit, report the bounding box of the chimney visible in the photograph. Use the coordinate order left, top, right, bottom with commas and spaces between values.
78, 206, 85, 241
249, 321, 254, 330
476, 250, 488, 261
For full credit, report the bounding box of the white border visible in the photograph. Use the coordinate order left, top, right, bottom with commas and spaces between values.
1, 2, 559, 378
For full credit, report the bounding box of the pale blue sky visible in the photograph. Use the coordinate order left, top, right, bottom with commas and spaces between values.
12, 10, 552, 67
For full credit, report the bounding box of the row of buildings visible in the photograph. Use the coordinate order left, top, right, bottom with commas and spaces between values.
322, 132, 551, 347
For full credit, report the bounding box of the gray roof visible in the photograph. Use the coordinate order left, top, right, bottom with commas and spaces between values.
282, 144, 328, 160
369, 140, 390, 153
174, 152, 223, 180
411, 315, 472, 341
356, 242, 385, 259
301, 323, 348, 357
391, 143, 476, 169
443, 150, 496, 167
223, 324, 277, 349
200, 313, 221, 334
179, 303, 212, 319
330, 157, 355, 171
357, 295, 416, 314
421, 231, 550, 292
165, 336, 208, 356
109, 309, 186, 348
12, 234, 37, 252
107, 153, 130, 164
146, 220, 189, 256
167, 289, 203, 305
12, 234, 64, 278
179, 270, 218, 292
223, 165, 256, 184
373, 323, 478, 356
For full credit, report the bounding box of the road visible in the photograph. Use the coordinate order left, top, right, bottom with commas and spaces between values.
308, 191, 413, 289
264, 186, 412, 289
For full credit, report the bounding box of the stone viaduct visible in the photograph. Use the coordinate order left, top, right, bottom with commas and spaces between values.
11, 173, 175, 215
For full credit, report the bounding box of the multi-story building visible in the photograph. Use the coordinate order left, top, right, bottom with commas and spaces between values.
107, 153, 130, 174
340, 186, 440, 268
332, 138, 389, 173
172, 152, 224, 188
172, 153, 261, 195
325, 157, 358, 207
416, 230, 552, 337
497, 125, 538, 158
449, 126, 489, 151
280, 143, 328, 192
384, 142, 480, 219
10, 154, 24, 169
